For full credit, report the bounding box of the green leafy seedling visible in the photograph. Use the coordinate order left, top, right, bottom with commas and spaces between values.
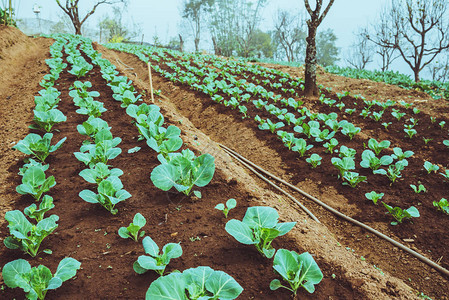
365, 191, 384, 205
16, 166, 56, 201
270, 249, 323, 296
225, 206, 296, 258
133, 236, 182, 276
215, 198, 237, 218
2, 257, 80, 300
382, 202, 420, 225
410, 184, 426, 194
13, 133, 66, 162
423, 161, 439, 174
146, 266, 243, 299
118, 213, 146, 242
433, 198, 449, 214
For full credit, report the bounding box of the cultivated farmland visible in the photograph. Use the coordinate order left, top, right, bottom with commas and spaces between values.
0, 25, 448, 299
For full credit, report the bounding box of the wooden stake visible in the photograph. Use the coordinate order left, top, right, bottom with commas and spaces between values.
148, 63, 155, 103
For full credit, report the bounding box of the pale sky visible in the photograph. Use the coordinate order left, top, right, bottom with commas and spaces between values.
15, 0, 413, 75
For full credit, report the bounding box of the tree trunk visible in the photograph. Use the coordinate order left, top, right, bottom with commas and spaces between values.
194, 37, 199, 52
212, 36, 221, 56
304, 25, 319, 97
414, 69, 420, 82
179, 34, 184, 52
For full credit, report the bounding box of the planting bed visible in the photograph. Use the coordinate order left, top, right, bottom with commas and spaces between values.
0, 25, 447, 299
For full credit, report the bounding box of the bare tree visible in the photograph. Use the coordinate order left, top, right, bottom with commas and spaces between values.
304, 0, 335, 97
346, 30, 374, 70
234, 0, 267, 57
55, 0, 126, 35
182, 0, 215, 52
378, 0, 449, 81
427, 51, 449, 82
364, 6, 400, 72
272, 10, 306, 62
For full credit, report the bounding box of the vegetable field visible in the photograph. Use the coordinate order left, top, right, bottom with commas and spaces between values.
0, 25, 448, 299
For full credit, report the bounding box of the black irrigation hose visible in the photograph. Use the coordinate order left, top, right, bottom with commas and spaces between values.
223, 148, 320, 223
219, 143, 449, 278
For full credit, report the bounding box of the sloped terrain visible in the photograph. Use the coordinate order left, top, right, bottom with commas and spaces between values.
0, 25, 447, 299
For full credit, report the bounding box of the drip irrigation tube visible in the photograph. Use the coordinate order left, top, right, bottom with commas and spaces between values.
223, 148, 320, 223
219, 143, 449, 278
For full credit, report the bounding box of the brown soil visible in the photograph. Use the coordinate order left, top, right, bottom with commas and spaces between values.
0, 25, 446, 300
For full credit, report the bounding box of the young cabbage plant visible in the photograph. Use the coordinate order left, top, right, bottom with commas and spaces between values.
225, 206, 296, 258
30, 109, 67, 132
238, 105, 248, 118
331, 157, 355, 178
382, 202, 420, 225
79, 176, 131, 215
410, 184, 426, 194
391, 147, 413, 161
374, 160, 408, 183
360, 150, 393, 171
75, 99, 107, 117
146, 266, 243, 300
292, 138, 313, 157
2, 257, 81, 300
433, 198, 449, 214
306, 154, 322, 168
342, 171, 367, 188
141, 125, 183, 157
404, 128, 417, 139
16, 166, 56, 201
74, 132, 122, 167
4, 210, 59, 257
423, 161, 439, 174
76, 116, 111, 139
367, 138, 391, 155
277, 131, 296, 150
24, 195, 55, 222
79, 162, 123, 184
391, 109, 406, 121
258, 118, 285, 133
151, 150, 215, 196
270, 249, 323, 296
18, 158, 49, 176
126, 103, 160, 121
323, 138, 338, 153
13, 133, 67, 162
365, 191, 384, 205
118, 213, 146, 242
133, 236, 182, 276
338, 145, 357, 158
115, 90, 142, 108
215, 198, 237, 218
341, 123, 361, 140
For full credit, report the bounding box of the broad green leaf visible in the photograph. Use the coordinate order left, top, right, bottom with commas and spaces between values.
269, 279, 283, 291
142, 236, 159, 257
191, 154, 215, 187
79, 190, 98, 203
137, 256, 164, 271
46, 277, 62, 290
146, 272, 187, 300
243, 206, 279, 229
2, 259, 31, 288
151, 164, 179, 191
54, 257, 81, 282
225, 219, 256, 245
205, 270, 243, 299
297, 252, 324, 293
133, 213, 146, 228
162, 243, 183, 260
226, 198, 237, 209
276, 222, 296, 236
118, 227, 131, 239
5, 210, 33, 235
273, 249, 300, 280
